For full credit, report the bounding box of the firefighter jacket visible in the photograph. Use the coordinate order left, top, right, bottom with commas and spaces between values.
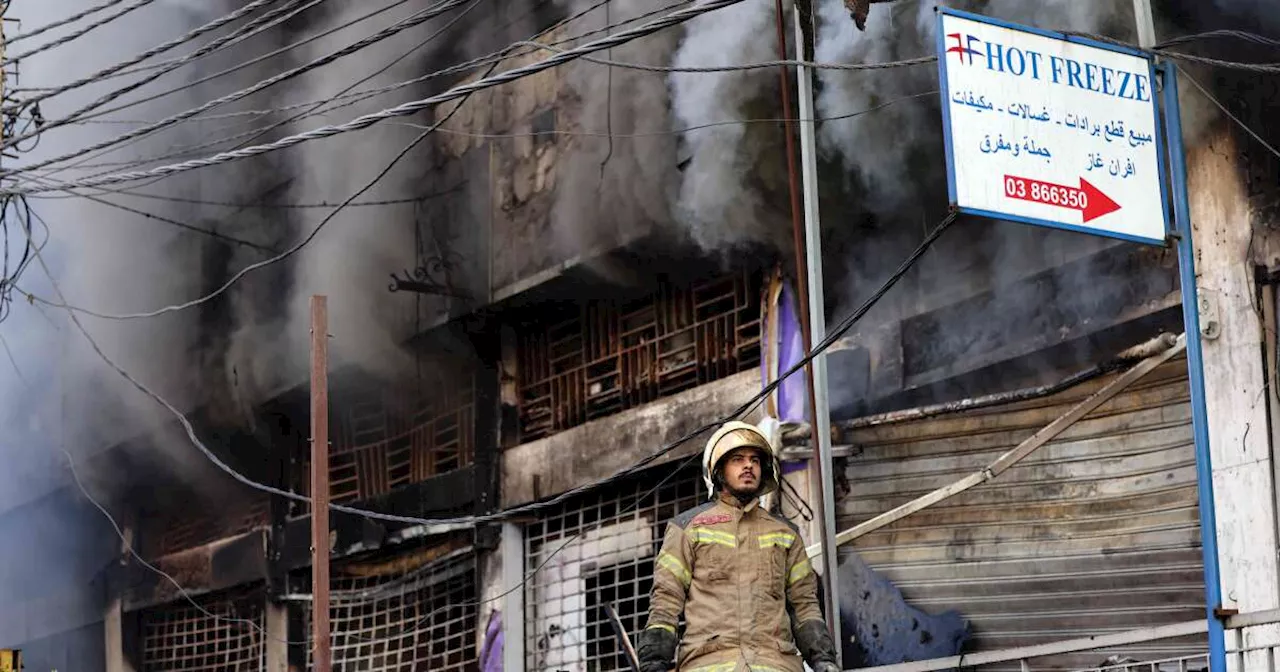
642, 492, 824, 672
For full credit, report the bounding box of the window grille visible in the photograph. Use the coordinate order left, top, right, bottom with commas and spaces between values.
524, 462, 702, 672
139, 584, 265, 672
295, 372, 476, 506
517, 271, 762, 441
155, 493, 270, 555
305, 549, 479, 671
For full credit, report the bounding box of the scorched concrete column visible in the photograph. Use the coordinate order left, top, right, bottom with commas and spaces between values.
1187, 125, 1280, 665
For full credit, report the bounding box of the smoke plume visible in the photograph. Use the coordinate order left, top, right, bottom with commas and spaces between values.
668, 0, 791, 252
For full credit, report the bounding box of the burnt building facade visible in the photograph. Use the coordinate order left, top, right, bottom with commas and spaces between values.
3, 0, 1280, 671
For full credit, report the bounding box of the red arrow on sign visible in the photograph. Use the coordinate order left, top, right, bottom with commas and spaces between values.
1003, 175, 1121, 223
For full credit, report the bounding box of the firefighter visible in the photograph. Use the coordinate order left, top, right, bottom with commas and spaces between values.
637, 421, 840, 672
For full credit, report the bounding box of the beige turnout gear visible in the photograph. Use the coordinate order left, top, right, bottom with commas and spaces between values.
641, 423, 827, 672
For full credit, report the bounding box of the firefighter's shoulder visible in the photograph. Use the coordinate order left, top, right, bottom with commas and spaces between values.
671, 501, 721, 529
763, 509, 805, 537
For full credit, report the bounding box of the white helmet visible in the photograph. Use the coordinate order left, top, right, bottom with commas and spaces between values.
701, 421, 782, 499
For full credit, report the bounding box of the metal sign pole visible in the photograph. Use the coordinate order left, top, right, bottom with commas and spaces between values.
794, 9, 842, 663
1160, 62, 1227, 672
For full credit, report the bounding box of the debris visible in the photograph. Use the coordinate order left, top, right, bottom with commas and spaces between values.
844, 0, 896, 31
845, 0, 871, 30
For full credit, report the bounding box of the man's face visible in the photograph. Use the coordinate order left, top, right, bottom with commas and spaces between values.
721, 447, 764, 499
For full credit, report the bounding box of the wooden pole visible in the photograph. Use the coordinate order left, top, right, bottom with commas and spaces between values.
310, 295, 331, 672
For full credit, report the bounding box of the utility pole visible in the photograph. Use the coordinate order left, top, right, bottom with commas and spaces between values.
310, 295, 331, 672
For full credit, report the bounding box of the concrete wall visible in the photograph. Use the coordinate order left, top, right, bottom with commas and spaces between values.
501, 370, 761, 508
426, 22, 666, 315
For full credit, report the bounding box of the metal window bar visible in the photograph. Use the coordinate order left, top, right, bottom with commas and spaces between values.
304, 550, 479, 671
139, 584, 266, 672
524, 462, 702, 672
295, 370, 476, 507
155, 493, 270, 555
517, 271, 763, 442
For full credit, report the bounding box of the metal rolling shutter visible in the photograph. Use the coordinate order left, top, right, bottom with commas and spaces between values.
839, 358, 1205, 669
306, 548, 479, 671
140, 584, 266, 671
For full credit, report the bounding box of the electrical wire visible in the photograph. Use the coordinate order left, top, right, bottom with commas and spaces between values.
43, 42, 931, 181
376, 451, 706, 641
385, 89, 935, 137
0, 332, 29, 390
33, 0, 478, 181
0, 194, 47, 325
2, 0, 161, 66
216, 0, 487, 160
520, 39, 938, 72
6, 0, 328, 149
1066, 29, 1280, 73
13, 86, 936, 327
21, 201, 956, 534
29, 0, 696, 182
1, 0, 288, 121
5, 1, 762, 327
5, 0, 149, 45
0, 6, 954, 611
1178, 67, 1280, 163
19, 174, 279, 253
62, 448, 273, 638
8, 0, 678, 122
1158, 50, 1280, 73
27, 184, 465, 209
24, 0, 677, 188
8, 106, 953, 646
11, 52, 509, 530
8, 17, 531, 647
72, 0, 416, 123
31, 25, 1280, 188
10, 212, 301, 648
4, 0, 933, 195
20, 195, 340, 650
45, 80, 932, 180
1156, 28, 1280, 51
27, 0, 674, 190
21, 0, 697, 198
1, 0, 475, 175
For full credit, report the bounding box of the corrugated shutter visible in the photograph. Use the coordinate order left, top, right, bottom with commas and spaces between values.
306, 548, 479, 671
839, 358, 1205, 669
139, 584, 266, 671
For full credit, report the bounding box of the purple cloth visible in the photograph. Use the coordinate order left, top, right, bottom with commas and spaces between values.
479, 610, 503, 672
761, 280, 808, 424
781, 459, 808, 475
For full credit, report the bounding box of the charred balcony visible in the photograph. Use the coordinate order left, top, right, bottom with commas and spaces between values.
512, 268, 765, 443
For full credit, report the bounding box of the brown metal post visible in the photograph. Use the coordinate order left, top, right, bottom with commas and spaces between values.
773, 0, 840, 642
310, 295, 331, 672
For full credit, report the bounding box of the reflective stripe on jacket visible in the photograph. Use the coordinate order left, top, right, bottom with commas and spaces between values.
643, 493, 824, 672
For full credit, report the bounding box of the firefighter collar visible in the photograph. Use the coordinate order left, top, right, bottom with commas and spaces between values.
717, 491, 759, 513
